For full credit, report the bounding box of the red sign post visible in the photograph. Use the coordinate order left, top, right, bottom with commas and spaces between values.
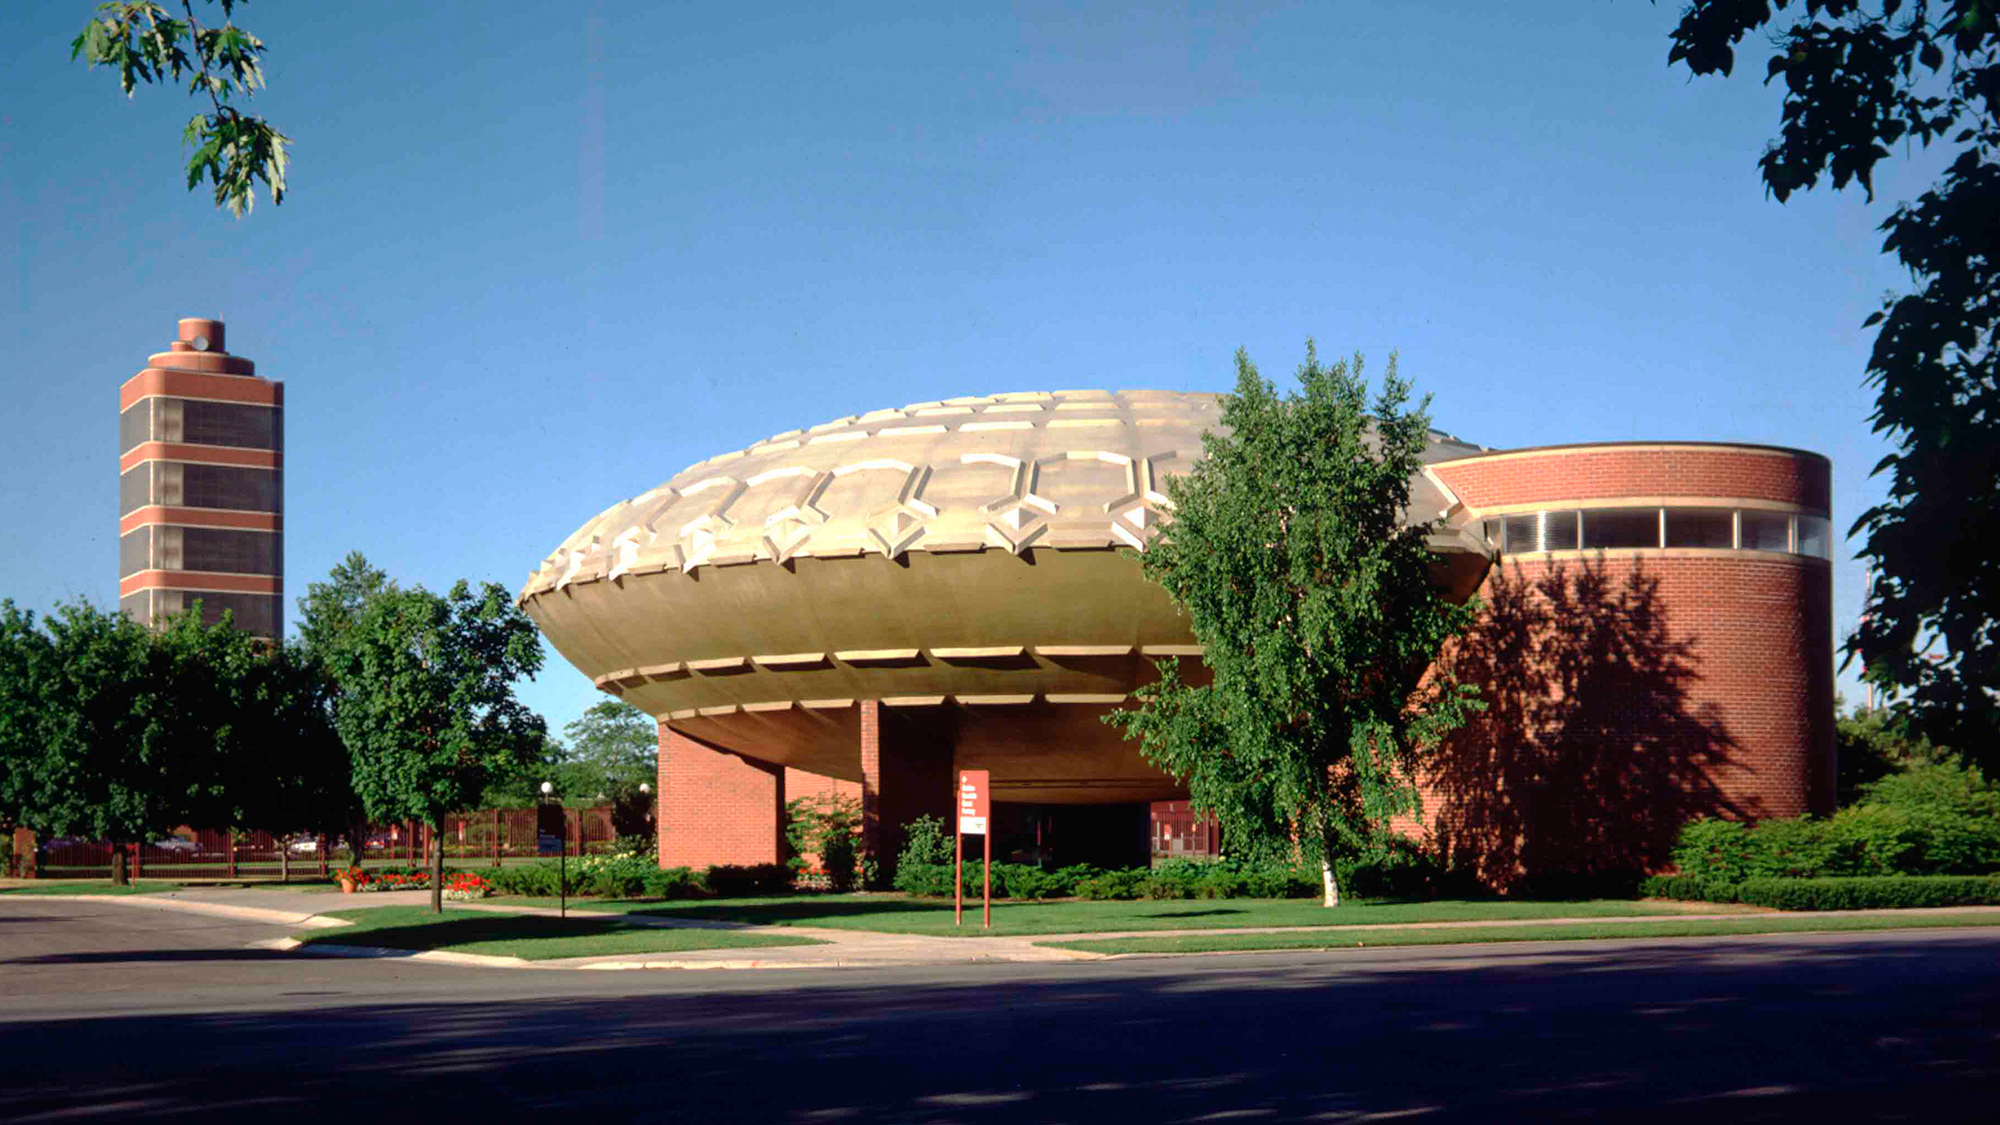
955, 769, 991, 928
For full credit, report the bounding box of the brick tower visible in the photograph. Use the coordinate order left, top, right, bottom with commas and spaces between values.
117, 318, 284, 637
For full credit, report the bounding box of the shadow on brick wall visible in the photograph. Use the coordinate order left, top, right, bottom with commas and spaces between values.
1430, 558, 1740, 893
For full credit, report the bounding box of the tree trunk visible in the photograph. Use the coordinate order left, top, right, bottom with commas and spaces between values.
279, 837, 291, 883
1320, 824, 1341, 907
430, 818, 444, 913
111, 847, 128, 887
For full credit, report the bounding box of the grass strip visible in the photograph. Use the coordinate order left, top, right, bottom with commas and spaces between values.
293, 906, 825, 961
0, 880, 183, 896
533, 894, 1749, 937
1038, 911, 2000, 954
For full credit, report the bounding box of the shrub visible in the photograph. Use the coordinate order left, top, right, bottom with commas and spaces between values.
1075, 869, 1147, 900
1822, 805, 1925, 876
1732, 875, 2000, 911
1742, 817, 1842, 879
642, 865, 701, 898
703, 863, 792, 897
1855, 761, 2000, 874
1639, 874, 1740, 903
891, 861, 954, 897
895, 814, 955, 874
1672, 818, 1756, 883
1049, 865, 1101, 896
785, 793, 866, 891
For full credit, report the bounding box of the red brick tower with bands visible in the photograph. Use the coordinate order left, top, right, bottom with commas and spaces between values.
118, 319, 284, 637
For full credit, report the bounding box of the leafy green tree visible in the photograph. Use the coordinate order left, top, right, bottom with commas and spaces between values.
296, 551, 397, 661
70, 1, 290, 217
1836, 695, 1952, 804
561, 699, 657, 797
230, 643, 359, 861
328, 581, 546, 911
1657, 1, 1999, 765
0, 602, 58, 866
294, 552, 399, 863
1107, 345, 1484, 905
0, 599, 269, 884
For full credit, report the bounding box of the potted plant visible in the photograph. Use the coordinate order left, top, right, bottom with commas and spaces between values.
334, 866, 369, 894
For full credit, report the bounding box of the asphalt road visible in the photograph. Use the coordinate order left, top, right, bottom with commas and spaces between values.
2, 898, 1996, 1122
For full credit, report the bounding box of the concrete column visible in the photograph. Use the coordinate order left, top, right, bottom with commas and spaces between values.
656, 722, 786, 869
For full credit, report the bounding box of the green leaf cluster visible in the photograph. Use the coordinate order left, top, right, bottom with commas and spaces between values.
70, 1, 289, 216
1661, 1, 2000, 766
1106, 344, 1483, 903
0, 597, 340, 851
326, 580, 547, 830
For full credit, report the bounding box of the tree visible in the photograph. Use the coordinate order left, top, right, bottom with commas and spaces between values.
70, 0, 291, 217
328, 581, 546, 912
1658, 1, 2000, 767
297, 551, 397, 661
0, 599, 269, 884
1107, 345, 1484, 905
294, 552, 398, 864
561, 700, 657, 797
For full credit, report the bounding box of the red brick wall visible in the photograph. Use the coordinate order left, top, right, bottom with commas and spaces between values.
784, 768, 859, 804
1433, 445, 1830, 512
1417, 552, 1835, 889
657, 723, 785, 868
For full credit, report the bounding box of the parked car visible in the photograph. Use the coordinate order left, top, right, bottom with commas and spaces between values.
151, 837, 198, 853
288, 838, 322, 854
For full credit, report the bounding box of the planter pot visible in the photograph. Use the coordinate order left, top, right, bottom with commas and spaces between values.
338, 878, 358, 894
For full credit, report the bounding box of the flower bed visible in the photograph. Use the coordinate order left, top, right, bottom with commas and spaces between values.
443, 872, 493, 901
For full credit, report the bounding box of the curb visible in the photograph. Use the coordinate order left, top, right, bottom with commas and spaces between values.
575, 958, 858, 971
260, 937, 533, 968
14, 894, 354, 929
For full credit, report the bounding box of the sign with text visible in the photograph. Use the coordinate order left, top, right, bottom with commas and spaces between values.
957, 769, 990, 835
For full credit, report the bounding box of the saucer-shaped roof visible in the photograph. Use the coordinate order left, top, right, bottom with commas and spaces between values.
520, 389, 1484, 602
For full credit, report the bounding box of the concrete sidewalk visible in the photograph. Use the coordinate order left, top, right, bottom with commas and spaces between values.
19, 886, 2000, 972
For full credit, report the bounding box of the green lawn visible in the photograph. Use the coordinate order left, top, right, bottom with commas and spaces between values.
0, 880, 184, 896
1040, 911, 2000, 954
508, 893, 1750, 937
293, 906, 827, 961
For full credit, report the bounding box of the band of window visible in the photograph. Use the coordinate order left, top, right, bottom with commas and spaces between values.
1481, 508, 1832, 559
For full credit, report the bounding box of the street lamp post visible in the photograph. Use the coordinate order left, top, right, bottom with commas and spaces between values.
540, 781, 565, 919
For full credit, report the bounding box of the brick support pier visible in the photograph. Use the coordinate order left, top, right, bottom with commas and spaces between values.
657, 723, 786, 869
860, 700, 954, 883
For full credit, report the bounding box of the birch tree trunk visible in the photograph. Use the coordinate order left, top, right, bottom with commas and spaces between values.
1320, 822, 1341, 907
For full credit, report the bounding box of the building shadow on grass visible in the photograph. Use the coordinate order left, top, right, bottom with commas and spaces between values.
1431, 558, 1741, 894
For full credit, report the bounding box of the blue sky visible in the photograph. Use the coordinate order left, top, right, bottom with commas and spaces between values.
5, 1, 1920, 733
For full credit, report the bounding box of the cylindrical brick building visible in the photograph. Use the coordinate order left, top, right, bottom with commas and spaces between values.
1421, 442, 1835, 887
118, 318, 284, 637
522, 394, 1835, 884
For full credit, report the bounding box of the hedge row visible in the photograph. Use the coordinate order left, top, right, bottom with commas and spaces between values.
463, 859, 793, 899
1672, 764, 2000, 881
1641, 874, 2000, 910
890, 855, 1447, 901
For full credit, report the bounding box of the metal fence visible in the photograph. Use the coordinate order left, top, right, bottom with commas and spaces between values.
9, 805, 622, 880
